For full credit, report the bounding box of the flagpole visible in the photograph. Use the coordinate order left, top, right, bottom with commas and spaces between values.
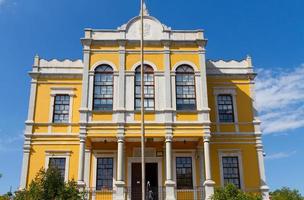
140, 0, 146, 199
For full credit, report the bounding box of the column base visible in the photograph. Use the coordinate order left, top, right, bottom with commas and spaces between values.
165, 180, 176, 200
203, 179, 215, 200
115, 180, 125, 200
77, 180, 86, 188
260, 185, 270, 200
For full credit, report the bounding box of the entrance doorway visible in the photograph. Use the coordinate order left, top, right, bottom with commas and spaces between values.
131, 163, 159, 200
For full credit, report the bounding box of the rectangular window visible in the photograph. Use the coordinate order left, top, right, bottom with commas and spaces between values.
176, 157, 193, 189
96, 158, 113, 190
49, 158, 66, 179
53, 95, 70, 123
222, 156, 241, 189
217, 94, 234, 122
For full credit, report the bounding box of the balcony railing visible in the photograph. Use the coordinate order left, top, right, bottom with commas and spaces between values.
87, 186, 204, 200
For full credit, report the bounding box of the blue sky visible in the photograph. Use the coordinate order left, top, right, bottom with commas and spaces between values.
0, 0, 303, 195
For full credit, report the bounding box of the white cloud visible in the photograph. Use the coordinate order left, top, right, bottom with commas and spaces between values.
265, 151, 297, 160
255, 64, 304, 134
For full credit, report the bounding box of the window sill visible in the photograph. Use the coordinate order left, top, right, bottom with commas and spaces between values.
91, 110, 114, 114
175, 110, 198, 113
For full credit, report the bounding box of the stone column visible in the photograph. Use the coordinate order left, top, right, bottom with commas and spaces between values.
198, 146, 205, 200
77, 131, 86, 187
116, 136, 125, 200
203, 134, 215, 200
165, 134, 176, 200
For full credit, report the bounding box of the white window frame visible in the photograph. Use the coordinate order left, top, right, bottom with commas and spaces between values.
88, 61, 118, 114
45, 151, 71, 182
173, 152, 197, 192
218, 150, 244, 190
92, 152, 117, 191
49, 87, 75, 133
213, 87, 239, 132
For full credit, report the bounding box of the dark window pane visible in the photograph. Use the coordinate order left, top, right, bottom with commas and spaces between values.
222, 156, 241, 189
96, 158, 113, 190
176, 157, 193, 189
217, 94, 235, 122
49, 158, 66, 179
175, 65, 196, 110
53, 95, 70, 123
93, 65, 113, 111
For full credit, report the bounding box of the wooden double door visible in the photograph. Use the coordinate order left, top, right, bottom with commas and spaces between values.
131, 163, 159, 200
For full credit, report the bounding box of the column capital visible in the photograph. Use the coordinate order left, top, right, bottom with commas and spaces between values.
203, 134, 211, 142
165, 135, 173, 142
117, 136, 125, 143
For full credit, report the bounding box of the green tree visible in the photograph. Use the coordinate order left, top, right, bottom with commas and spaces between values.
14, 167, 86, 200
211, 184, 262, 200
270, 187, 304, 200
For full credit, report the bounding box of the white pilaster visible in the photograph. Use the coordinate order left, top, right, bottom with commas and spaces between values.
117, 40, 126, 109
19, 134, 31, 189
77, 131, 86, 187
84, 148, 91, 188
163, 41, 173, 122
79, 39, 91, 123
20, 55, 39, 189
203, 134, 215, 200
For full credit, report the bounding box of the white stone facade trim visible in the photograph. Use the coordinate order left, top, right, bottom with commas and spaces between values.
130, 60, 158, 71
172, 61, 199, 72
218, 150, 245, 190
90, 60, 118, 71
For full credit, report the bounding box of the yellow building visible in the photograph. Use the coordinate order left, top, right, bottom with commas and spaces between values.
19, 6, 270, 200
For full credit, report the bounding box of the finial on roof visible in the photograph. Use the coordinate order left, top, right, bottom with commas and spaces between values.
139, 2, 150, 16
246, 55, 252, 67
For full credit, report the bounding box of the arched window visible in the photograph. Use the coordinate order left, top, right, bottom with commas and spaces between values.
175, 65, 196, 110
93, 65, 113, 110
135, 65, 154, 110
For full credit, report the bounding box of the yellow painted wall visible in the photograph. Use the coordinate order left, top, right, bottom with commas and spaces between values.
90, 53, 119, 70
27, 144, 79, 186
125, 54, 164, 71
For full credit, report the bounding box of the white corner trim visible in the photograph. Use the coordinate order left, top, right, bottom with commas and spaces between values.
90, 60, 118, 71
218, 150, 245, 190
130, 60, 158, 71
45, 151, 71, 182
172, 61, 199, 72
92, 153, 117, 190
